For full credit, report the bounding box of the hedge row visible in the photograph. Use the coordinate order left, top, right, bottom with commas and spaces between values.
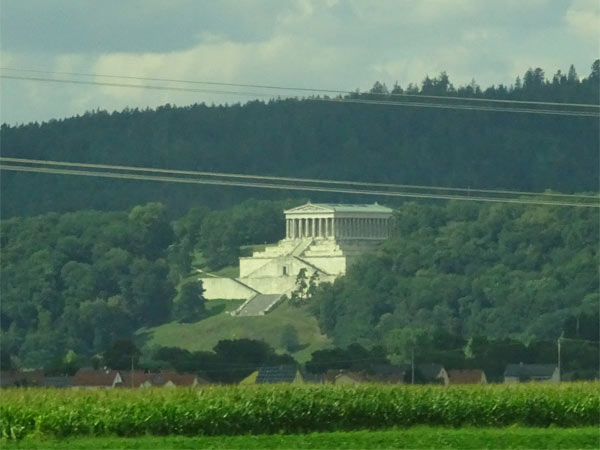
1, 383, 598, 439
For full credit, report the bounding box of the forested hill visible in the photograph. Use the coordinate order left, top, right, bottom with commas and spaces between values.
1, 61, 599, 217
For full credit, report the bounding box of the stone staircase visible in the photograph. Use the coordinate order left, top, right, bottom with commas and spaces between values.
233, 294, 283, 316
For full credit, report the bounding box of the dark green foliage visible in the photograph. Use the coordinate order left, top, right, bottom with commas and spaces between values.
313, 201, 599, 355
172, 280, 206, 323
306, 344, 389, 374
1, 62, 598, 218
0, 205, 176, 368
151, 339, 296, 384
1, 384, 598, 440
103, 339, 140, 370
194, 199, 300, 269
280, 324, 300, 352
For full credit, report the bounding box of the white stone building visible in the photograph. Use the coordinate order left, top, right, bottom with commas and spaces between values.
202, 202, 393, 315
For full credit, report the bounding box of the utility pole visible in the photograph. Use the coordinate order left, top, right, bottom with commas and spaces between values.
131, 353, 134, 389
411, 347, 415, 385
557, 336, 561, 383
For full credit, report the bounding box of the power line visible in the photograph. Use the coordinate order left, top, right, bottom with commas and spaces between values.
0, 75, 271, 98
2, 66, 599, 109
2, 74, 598, 118
2, 157, 596, 201
2, 164, 598, 208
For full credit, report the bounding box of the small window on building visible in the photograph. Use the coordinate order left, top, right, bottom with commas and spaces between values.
282, 266, 288, 275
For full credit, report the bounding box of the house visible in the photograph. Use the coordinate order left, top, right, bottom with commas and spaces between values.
137, 372, 208, 388
503, 363, 559, 383
369, 364, 406, 384
300, 370, 324, 384
44, 376, 72, 388
0, 371, 44, 388
333, 371, 368, 385
447, 369, 487, 385
322, 367, 405, 385
72, 369, 123, 388
416, 364, 449, 385
256, 365, 303, 384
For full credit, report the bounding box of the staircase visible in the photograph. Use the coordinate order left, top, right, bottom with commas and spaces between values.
234, 294, 283, 316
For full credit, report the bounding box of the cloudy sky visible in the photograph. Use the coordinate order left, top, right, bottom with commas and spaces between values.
1, 0, 598, 125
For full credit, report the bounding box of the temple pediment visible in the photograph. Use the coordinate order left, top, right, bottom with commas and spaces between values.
284, 203, 334, 214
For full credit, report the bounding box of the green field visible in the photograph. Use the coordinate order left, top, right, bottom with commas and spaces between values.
2, 384, 598, 441
139, 299, 331, 362
4, 427, 599, 449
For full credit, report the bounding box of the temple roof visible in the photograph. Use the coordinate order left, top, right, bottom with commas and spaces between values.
284, 202, 393, 214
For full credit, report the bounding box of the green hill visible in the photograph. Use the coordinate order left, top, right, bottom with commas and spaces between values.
137, 299, 332, 363
2, 61, 598, 218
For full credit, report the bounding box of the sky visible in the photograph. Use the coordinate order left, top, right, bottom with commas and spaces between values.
1, 0, 598, 125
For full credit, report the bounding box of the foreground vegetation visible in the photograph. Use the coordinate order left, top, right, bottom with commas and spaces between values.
3, 427, 599, 449
1, 384, 598, 440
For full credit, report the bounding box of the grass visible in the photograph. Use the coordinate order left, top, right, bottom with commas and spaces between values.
139, 300, 331, 362
3, 427, 599, 449
2, 384, 598, 441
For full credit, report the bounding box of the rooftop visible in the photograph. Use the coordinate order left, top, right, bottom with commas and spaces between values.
285, 202, 393, 214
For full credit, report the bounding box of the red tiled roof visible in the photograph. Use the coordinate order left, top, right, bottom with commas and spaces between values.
447, 369, 486, 384
73, 369, 120, 387
0, 371, 44, 387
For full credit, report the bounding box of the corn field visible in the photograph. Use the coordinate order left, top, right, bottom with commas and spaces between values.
1, 383, 598, 439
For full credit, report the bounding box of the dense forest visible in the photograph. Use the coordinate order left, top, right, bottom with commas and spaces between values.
1, 61, 598, 218
0, 200, 295, 369
311, 201, 598, 345
1, 198, 597, 373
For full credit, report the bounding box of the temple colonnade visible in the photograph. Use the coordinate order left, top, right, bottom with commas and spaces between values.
285, 217, 391, 240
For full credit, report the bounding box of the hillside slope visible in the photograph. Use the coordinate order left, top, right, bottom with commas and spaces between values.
138, 300, 331, 363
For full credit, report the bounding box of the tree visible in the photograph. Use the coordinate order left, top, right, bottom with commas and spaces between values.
172, 280, 206, 323
103, 339, 140, 370
280, 324, 300, 352
567, 65, 579, 84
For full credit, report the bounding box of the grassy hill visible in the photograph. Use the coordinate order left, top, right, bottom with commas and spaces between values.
137, 299, 332, 363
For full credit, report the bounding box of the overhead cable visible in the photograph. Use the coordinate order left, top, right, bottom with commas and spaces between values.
2, 157, 597, 201
1, 164, 597, 208
1, 74, 598, 118
2, 66, 599, 109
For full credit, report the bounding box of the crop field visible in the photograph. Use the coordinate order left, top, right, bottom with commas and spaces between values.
1, 383, 598, 441
3, 427, 600, 449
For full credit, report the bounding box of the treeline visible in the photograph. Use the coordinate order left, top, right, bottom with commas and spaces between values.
1, 61, 598, 218
311, 200, 599, 354
0, 199, 295, 369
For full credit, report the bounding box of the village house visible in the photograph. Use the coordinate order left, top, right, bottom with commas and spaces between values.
503, 363, 559, 383
416, 363, 450, 385
72, 369, 206, 389
447, 369, 487, 385
0, 370, 44, 388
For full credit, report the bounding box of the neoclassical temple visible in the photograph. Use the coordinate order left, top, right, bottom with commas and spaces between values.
284, 202, 393, 240
202, 202, 394, 315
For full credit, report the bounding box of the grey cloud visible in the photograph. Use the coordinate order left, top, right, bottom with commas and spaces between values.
0, 0, 289, 54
